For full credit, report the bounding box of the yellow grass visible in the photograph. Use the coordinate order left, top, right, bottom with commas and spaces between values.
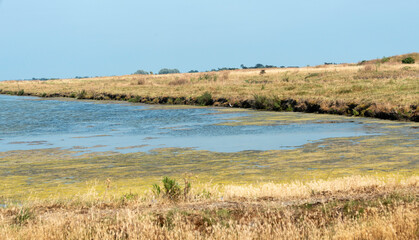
0, 53, 418, 120
0, 175, 417, 239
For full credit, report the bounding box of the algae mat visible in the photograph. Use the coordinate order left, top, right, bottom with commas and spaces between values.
0, 106, 417, 200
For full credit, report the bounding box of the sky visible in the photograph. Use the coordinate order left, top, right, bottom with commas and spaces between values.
0, 0, 418, 80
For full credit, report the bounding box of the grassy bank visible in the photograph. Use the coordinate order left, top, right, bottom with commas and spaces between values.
0, 53, 418, 121
0, 175, 417, 239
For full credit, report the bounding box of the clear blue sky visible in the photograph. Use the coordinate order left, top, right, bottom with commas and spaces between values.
0, 0, 417, 80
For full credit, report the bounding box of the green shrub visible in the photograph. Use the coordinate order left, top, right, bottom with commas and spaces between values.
17, 89, 24, 96
76, 90, 86, 99
253, 94, 268, 109
128, 96, 141, 103
153, 177, 181, 201
197, 92, 213, 106
152, 176, 193, 202
402, 57, 415, 64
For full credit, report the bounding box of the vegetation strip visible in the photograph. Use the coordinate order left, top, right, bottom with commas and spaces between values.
0, 53, 418, 122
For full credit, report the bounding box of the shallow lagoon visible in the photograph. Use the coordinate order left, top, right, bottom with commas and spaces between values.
0, 95, 418, 199
1, 95, 372, 153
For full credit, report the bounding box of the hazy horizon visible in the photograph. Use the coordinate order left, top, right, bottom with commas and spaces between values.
0, 0, 418, 80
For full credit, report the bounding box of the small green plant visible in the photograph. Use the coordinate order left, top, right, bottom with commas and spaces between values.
197, 92, 213, 106
381, 56, 390, 63
153, 177, 181, 201
41, 92, 47, 97
128, 96, 141, 103
402, 57, 415, 64
121, 192, 138, 203
76, 90, 86, 99
14, 208, 33, 225
17, 89, 24, 96
153, 175, 193, 201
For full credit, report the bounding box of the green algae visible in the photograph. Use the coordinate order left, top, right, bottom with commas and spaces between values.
0, 110, 417, 200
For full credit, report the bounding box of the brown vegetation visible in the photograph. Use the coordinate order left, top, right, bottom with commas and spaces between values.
0, 175, 417, 239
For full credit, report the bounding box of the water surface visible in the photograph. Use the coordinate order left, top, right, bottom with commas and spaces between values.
0, 95, 373, 153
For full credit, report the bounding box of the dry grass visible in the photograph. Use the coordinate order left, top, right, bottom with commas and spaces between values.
0, 54, 418, 119
0, 175, 417, 239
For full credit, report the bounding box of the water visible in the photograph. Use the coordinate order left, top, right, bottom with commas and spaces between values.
0, 95, 373, 153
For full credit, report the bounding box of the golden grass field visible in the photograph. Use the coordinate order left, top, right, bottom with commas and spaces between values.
0, 175, 417, 239
0, 53, 418, 121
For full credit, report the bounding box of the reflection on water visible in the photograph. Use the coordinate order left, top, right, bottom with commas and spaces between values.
0, 95, 375, 153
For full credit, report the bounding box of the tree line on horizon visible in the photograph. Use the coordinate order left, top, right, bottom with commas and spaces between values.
133, 63, 279, 75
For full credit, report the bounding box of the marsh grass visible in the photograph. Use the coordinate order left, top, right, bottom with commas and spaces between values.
0, 175, 417, 239
1, 53, 417, 120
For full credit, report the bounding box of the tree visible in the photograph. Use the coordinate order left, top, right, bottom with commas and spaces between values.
133, 69, 149, 75
158, 68, 180, 74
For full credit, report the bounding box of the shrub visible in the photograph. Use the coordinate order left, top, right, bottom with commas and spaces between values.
17, 89, 24, 96
76, 90, 86, 99
197, 92, 213, 106
153, 177, 181, 201
188, 70, 199, 73
128, 96, 141, 103
253, 95, 268, 109
402, 57, 415, 64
